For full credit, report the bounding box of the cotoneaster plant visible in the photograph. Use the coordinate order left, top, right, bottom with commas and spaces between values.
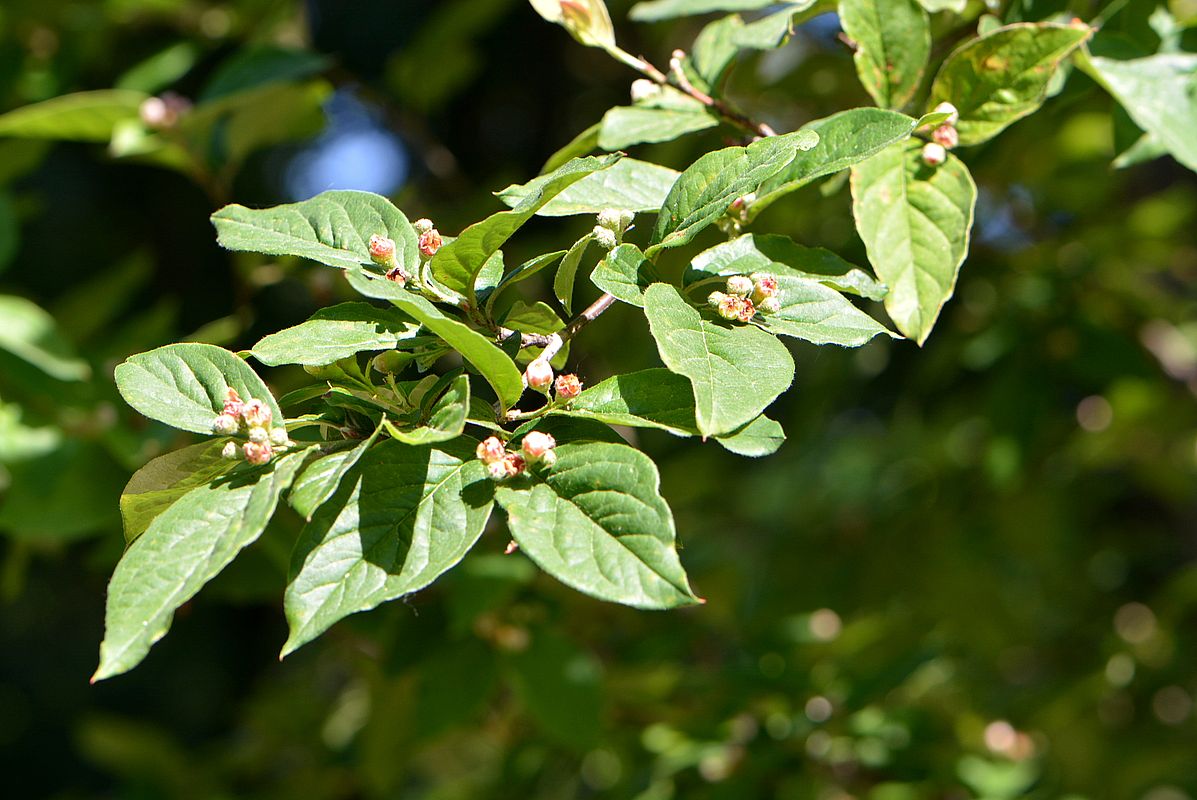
92, 0, 1105, 680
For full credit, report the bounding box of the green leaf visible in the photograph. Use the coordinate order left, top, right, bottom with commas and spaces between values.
344, 268, 525, 411
691, 5, 821, 87
558, 368, 700, 436
282, 439, 493, 656
598, 104, 719, 150
0, 90, 147, 142
591, 244, 662, 307
199, 46, 330, 102
839, 0, 930, 110
251, 302, 421, 367
289, 429, 383, 521
555, 235, 594, 315
431, 155, 619, 300
928, 22, 1092, 147
385, 374, 470, 445
94, 451, 308, 681
629, 0, 777, 22
502, 301, 566, 334
648, 130, 818, 256
506, 632, 603, 751
490, 251, 568, 299
1085, 52, 1197, 173
1112, 130, 1169, 170
643, 283, 794, 436
115, 343, 282, 435
497, 158, 680, 217
850, 140, 977, 344
686, 235, 894, 346
750, 108, 921, 220
115, 42, 201, 94
687, 233, 887, 300
0, 295, 90, 381
495, 440, 700, 608
714, 414, 785, 457
211, 190, 420, 273
119, 441, 233, 544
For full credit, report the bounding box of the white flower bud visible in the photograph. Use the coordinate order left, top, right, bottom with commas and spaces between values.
413, 218, 434, 234
248, 426, 269, 444
521, 431, 557, 460
596, 208, 623, 230
221, 441, 240, 460
630, 79, 660, 103
476, 436, 506, 464
241, 399, 272, 428
525, 359, 554, 392
933, 101, 959, 127
726, 275, 754, 297
269, 428, 289, 447
592, 225, 618, 250
758, 296, 781, 315
922, 142, 947, 167
619, 209, 635, 229
212, 413, 240, 436
539, 449, 558, 469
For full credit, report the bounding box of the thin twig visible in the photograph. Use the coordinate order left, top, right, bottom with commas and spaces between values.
668, 50, 777, 139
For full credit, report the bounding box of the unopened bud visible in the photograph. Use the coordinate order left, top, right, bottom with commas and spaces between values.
221, 441, 240, 460
539, 449, 558, 469
737, 297, 756, 322
560, 0, 592, 29
717, 294, 743, 321
555, 373, 582, 399
269, 428, 290, 447
418, 229, 443, 258
726, 275, 754, 297
708, 290, 728, 309
368, 234, 396, 265
139, 92, 191, 129
521, 431, 557, 460
619, 209, 635, 229
525, 359, 554, 392
932, 124, 958, 150
597, 208, 623, 231
758, 296, 781, 315
630, 78, 660, 103
222, 387, 244, 418
922, 142, 947, 166
487, 452, 525, 481
212, 413, 240, 436
248, 426, 269, 444
243, 441, 272, 465
750, 273, 779, 304
487, 459, 511, 481
476, 436, 506, 464
386, 266, 408, 285
933, 101, 959, 127
413, 218, 434, 234
241, 399, 272, 428
592, 225, 618, 250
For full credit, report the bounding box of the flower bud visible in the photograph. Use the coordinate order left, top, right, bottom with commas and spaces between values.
476, 436, 506, 464
932, 124, 958, 150
413, 218, 434, 234
385, 266, 408, 285
525, 359, 554, 392
221, 441, 240, 460
487, 459, 511, 481
758, 296, 781, 315
212, 413, 240, 436
222, 387, 244, 418
522, 431, 557, 460
619, 209, 635, 229
750, 274, 778, 304
139, 92, 191, 129
708, 290, 727, 309
737, 297, 756, 323
554, 373, 582, 399
368, 234, 396, 265
630, 78, 660, 103
592, 225, 618, 250
487, 452, 525, 481
726, 275, 754, 297
248, 426, 269, 444
596, 208, 623, 231
539, 449, 558, 469
921, 142, 947, 167
716, 294, 743, 321
243, 441, 273, 466
418, 229, 443, 258
269, 428, 290, 447
241, 399, 272, 428
933, 101, 959, 127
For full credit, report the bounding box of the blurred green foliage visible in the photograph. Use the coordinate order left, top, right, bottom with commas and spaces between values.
1, 0, 1195, 798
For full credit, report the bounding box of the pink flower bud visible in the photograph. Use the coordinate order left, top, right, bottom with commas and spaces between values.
554, 373, 582, 399
212, 413, 239, 435
418, 229, 442, 258
737, 297, 756, 323
386, 266, 408, 285
243, 441, 273, 465
717, 294, 743, 321
521, 431, 557, 460
922, 142, 947, 167
222, 387, 244, 418
504, 452, 526, 477
241, 399, 272, 428
476, 436, 506, 464
368, 234, 396, 265
932, 124, 958, 150
933, 101, 959, 127
525, 359, 554, 392
726, 275, 753, 297
750, 274, 778, 304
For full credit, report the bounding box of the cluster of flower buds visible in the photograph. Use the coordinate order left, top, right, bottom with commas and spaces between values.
414, 218, 443, 259
368, 234, 410, 285
139, 92, 192, 129
708, 273, 781, 322
212, 387, 291, 466
923, 102, 959, 167
476, 431, 558, 480
592, 207, 634, 250
525, 359, 584, 402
